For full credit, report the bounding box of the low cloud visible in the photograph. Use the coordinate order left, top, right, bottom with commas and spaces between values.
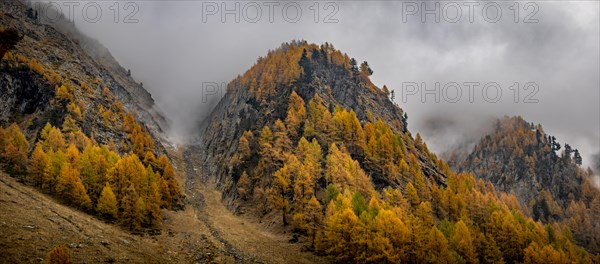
39, 1, 597, 156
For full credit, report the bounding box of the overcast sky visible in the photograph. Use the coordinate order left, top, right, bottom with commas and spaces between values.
56, 1, 598, 171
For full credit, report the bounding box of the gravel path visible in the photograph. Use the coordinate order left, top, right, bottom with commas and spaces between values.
183, 146, 263, 264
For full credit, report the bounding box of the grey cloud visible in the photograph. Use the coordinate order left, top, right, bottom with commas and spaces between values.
56, 1, 597, 165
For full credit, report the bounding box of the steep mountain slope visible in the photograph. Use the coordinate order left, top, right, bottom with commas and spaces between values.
0, 171, 193, 263
196, 42, 598, 262
1, 3, 330, 263
0, 0, 166, 144
451, 116, 600, 253
198, 41, 446, 208
0, 0, 182, 231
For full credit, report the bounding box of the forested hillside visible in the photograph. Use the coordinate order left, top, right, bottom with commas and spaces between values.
0, 0, 182, 231
2, 0, 598, 261
198, 41, 599, 262
451, 116, 600, 254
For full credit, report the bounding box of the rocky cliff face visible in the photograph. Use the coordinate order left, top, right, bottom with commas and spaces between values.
450, 116, 600, 252
0, 0, 168, 153
196, 41, 446, 209
452, 116, 597, 220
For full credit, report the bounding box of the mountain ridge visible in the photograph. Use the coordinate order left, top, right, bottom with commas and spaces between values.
0, 0, 183, 232
197, 40, 447, 209
449, 115, 600, 253
194, 40, 597, 262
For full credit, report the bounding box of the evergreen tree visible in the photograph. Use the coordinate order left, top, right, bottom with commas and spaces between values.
360, 61, 373, 76
350, 58, 359, 76
573, 149, 582, 165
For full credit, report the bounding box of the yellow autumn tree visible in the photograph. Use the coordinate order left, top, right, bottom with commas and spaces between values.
452, 220, 478, 264
405, 182, 420, 208
372, 208, 411, 262
42, 150, 64, 191
238, 130, 253, 159
146, 181, 162, 224
122, 184, 142, 231
285, 90, 306, 138
325, 143, 374, 199
97, 183, 118, 218
42, 125, 66, 152
272, 119, 292, 163
425, 226, 452, 263
524, 242, 569, 264
303, 94, 333, 142
256, 126, 277, 176
29, 144, 48, 187
293, 138, 322, 227
268, 164, 291, 226
323, 203, 363, 262
237, 171, 251, 200
56, 165, 92, 209
0, 123, 29, 174
305, 196, 322, 248
65, 144, 80, 166
62, 115, 79, 134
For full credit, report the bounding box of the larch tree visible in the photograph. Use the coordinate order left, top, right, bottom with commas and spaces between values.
122, 184, 141, 231
65, 144, 80, 167
29, 143, 48, 187
56, 165, 91, 209
306, 196, 322, 248
146, 182, 162, 224
405, 182, 420, 208
452, 220, 478, 264
268, 164, 291, 226
97, 183, 118, 218
238, 130, 253, 160
135, 196, 148, 227
285, 91, 306, 138
0, 123, 29, 174
272, 119, 292, 163
325, 143, 374, 199
294, 138, 322, 221
323, 206, 363, 262
475, 233, 504, 264
425, 226, 451, 263
43, 126, 66, 153
237, 171, 251, 200
372, 209, 411, 262
257, 126, 276, 176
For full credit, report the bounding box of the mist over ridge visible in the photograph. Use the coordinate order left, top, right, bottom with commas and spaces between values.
49, 0, 599, 168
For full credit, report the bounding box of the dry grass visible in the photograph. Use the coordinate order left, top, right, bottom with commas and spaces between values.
0, 172, 218, 263
0, 146, 328, 264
